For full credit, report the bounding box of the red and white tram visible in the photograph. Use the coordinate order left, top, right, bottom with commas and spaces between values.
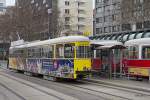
125, 38, 150, 79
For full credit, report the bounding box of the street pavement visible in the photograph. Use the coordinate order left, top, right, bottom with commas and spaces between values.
1, 67, 150, 100
0, 69, 78, 100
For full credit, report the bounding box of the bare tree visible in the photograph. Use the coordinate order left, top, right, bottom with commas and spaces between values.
0, 0, 60, 42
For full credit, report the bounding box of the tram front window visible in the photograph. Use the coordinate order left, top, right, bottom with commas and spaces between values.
142, 46, 150, 59
76, 46, 90, 58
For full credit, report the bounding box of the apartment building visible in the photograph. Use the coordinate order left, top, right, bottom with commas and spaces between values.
58, 0, 93, 36
94, 0, 150, 35
0, 0, 6, 14
95, 0, 122, 35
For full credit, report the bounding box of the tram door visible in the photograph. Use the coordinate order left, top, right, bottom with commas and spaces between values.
112, 49, 122, 77
101, 49, 111, 78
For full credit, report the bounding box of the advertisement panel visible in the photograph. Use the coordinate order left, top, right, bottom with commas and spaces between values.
9, 58, 17, 69
49, 59, 74, 78
16, 57, 25, 70
26, 59, 74, 78
27, 59, 42, 74
42, 59, 53, 75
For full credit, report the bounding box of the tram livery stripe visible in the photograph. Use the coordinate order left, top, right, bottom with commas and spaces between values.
127, 60, 150, 68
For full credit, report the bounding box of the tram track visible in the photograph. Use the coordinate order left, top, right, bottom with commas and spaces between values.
0, 72, 110, 100
2, 69, 150, 100
80, 80, 150, 96
0, 82, 26, 100
1, 70, 133, 100
0, 73, 71, 100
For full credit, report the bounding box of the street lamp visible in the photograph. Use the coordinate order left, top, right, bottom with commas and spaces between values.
47, 8, 52, 39
43, 0, 53, 39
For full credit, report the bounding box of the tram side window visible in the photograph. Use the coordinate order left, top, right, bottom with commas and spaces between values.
13, 49, 24, 57
28, 48, 34, 58
64, 44, 74, 58
42, 45, 53, 58
76, 46, 90, 58
9, 49, 14, 57
128, 46, 139, 59
56, 44, 64, 58
48, 46, 53, 58
28, 48, 38, 58
142, 46, 150, 59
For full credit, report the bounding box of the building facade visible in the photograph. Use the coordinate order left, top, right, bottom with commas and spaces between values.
121, 0, 150, 32
95, 0, 122, 35
58, 0, 93, 36
94, 0, 150, 35
0, 0, 6, 14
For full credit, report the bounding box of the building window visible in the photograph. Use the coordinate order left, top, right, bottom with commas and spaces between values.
144, 21, 150, 28
104, 27, 109, 33
96, 28, 102, 34
112, 14, 119, 21
96, 17, 103, 23
104, 16, 110, 22
96, 0, 102, 3
78, 9, 85, 14
122, 24, 131, 31
65, 1, 70, 6
78, 25, 85, 30
96, 7, 103, 13
65, 9, 70, 14
0, 3, 3, 6
112, 25, 120, 32
65, 25, 70, 29
78, 2, 85, 6
65, 17, 70, 22
136, 22, 143, 29
78, 17, 85, 22
104, 5, 110, 12
134, 0, 143, 4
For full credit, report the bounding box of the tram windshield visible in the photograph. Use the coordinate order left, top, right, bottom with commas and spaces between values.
128, 46, 139, 59
142, 46, 150, 59
76, 46, 90, 58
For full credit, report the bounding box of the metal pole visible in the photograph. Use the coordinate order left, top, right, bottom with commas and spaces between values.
109, 49, 112, 79
48, 13, 50, 39
120, 49, 123, 78
149, 69, 150, 83
48, 9, 52, 39
113, 49, 116, 79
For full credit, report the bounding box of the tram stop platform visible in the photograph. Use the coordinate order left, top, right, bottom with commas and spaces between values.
86, 77, 150, 92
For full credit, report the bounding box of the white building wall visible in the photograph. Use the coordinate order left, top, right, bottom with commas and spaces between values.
58, 0, 93, 36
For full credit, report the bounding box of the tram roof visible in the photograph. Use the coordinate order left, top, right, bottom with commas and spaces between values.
125, 38, 150, 46
10, 36, 89, 49
91, 40, 125, 49
91, 40, 123, 46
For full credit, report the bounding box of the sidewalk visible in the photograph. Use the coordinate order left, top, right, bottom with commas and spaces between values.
86, 77, 150, 92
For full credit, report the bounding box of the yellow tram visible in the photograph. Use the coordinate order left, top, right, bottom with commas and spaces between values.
9, 36, 91, 80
